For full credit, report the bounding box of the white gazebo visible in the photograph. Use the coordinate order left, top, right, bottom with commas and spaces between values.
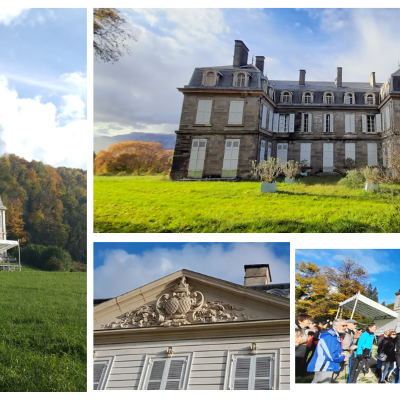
336, 291, 400, 335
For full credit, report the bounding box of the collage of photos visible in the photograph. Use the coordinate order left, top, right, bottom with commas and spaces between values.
0, 5, 400, 394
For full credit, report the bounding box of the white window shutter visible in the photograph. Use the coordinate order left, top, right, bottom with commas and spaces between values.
260, 140, 266, 162
254, 356, 273, 390
195, 100, 212, 124
228, 101, 244, 124
301, 113, 304, 132
165, 359, 186, 390
188, 139, 207, 178
261, 105, 267, 128
376, 114, 382, 132
94, 361, 108, 390
300, 143, 311, 166
323, 114, 326, 133
289, 114, 295, 132
386, 107, 390, 129
345, 115, 349, 133
147, 360, 167, 390
233, 356, 251, 390
268, 111, 273, 131
273, 113, 279, 132
308, 114, 312, 132
330, 114, 334, 132
350, 114, 355, 133
278, 115, 285, 133
222, 139, 240, 177
345, 143, 355, 160
267, 142, 272, 159
362, 114, 367, 133
367, 143, 378, 166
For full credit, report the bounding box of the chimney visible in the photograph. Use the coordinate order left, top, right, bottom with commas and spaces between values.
233, 40, 249, 68
299, 69, 306, 85
244, 264, 271, 286
370, 72, 376, 87
336, 67, 343, 87
394, 289, 400, 312
255, 56, 265, 74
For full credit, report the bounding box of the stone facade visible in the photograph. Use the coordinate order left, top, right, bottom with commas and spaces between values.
171, 40, 400, 180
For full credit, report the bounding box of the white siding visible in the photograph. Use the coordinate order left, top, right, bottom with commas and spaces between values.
94, 335, 290, 391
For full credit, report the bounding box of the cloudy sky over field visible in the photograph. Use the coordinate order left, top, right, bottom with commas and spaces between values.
0, 8, 87, 169
94, 8, 400, 138
295, 249, 400, 305
93, 242, 290, 298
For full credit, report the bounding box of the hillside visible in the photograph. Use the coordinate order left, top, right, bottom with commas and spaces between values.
0, 266, 86, 391
94, 132, 176, 153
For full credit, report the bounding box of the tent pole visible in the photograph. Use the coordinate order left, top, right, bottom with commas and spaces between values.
351, 293, 360, 319
336, 307, 340, 319
18, 240, 21, 272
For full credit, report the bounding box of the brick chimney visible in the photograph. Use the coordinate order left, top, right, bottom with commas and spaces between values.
336, 67, 343, 87
244, 264, 271, 286
370, 72, 376, 87
233, 40, 249, 67
299, 69, 306, 85
255, 56, 265, 74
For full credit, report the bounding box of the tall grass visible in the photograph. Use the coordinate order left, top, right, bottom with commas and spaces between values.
93, 175, 400, 233
0, 265, 86, 391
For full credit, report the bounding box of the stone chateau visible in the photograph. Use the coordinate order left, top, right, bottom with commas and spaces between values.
170, 40, 400, 180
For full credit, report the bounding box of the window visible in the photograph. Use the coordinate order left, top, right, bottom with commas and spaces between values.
366, 94, 374, 105
300, 143, 311, 166
277, 143, 288, 163
222, 139, 240, 177
205, 72, 216, 86
195, 100, 212, 124
267, 142, 272, 159
237, 73, 246, 87
268, 111, 273, 131
324, 92, 334, 104
345, 93, 354, 104
345, 143, 355, 161
301, 113, 312, 133
227, 355, 274, 390
261, 105, 267, 129
259, 140, 266, 162
94, 357, 114, 390
228, 101, 244, 124
273, 114, 294, 133
362, 115, 377, 133
323, 143, 334, 172
323, 114, 334, 133
233, 71, 249, 87
367, 143, 378, 166
303, 92, 312, 103
188, 139, 207, 178
345, 114, 355, 133
202, 70, 220, 86
282, 91, 290, 103
139, 357, 191, 390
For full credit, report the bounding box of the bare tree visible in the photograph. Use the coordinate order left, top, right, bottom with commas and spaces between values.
93, 8, 135, 63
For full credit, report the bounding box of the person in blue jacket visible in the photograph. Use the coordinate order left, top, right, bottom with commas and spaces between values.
307, 319, 348, 383
348, 323, 376, 383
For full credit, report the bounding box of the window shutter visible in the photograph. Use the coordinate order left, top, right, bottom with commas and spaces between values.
267, 142, 272, 159
278, 115, 286, 133
382, 144, 387, 167
94, 361, 108, 390
376, 114, 382, 132
260, 140, 266, 162
345, 115, 349, 133
289, 114, 295, 132
323, 114, 326, 133
330, 114, 334, 132
300, 143, 311, 166
195, 100, 212, 124
228, 101, 244, 124
367, 143, 378, 166
350, 114, 355, 133
386, 107, 390, 129
301, 113, 304, 132
345, 143, 355, 160
188, 139, 207, 178
222, 139, 240, 177
233, 356, 251, 390
261, 105, 267, 128
273, 114, 279, 132
362, 114, 367, 133
147, 360, 167, 390
254, 356, 273, 390
165, 359, 185, 390
268, 111, 273, 131
308, 114, 312, 132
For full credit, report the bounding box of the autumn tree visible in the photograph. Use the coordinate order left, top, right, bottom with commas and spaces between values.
6, 198, 28, 244
364, 283, 379, 302
93, 8, 135, 63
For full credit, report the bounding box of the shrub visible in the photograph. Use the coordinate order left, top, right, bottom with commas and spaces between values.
44, 256, 65, 272
281, 160, 300, 179
252, 158, 282, 183
361, 166, 384, 184
20, 244, 71, 272
70, 261, 87, 272
338, 169, 365, 188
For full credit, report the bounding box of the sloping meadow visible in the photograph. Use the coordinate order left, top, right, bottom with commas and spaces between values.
0, 266, 86, 391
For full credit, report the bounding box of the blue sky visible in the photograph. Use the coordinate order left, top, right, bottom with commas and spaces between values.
94, 8, 400, 138
94, 242, 290, 298
0, 8, 87, 169
295, 249, 400, 305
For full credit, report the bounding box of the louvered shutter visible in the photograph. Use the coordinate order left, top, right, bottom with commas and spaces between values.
300, 143, 311, 166
330, 114, 334, 132
362, 114, 367, 133
259, 140, 266, 162
376, 114, 382, 132
233, 356, 251, 390
301, 113, 305, 132
273, 114, 279, 132
345, 143, 355, 160
350, 114, 355, 133
308, 113, 312, 132
195, 100, 212, 124
165, 359, 185, 390
261, 105, 267, 128
228, 101, 244, 124
268, 111, 273, 131
147, 360, 166, 390
367, 143, 378, 166
188, 139, 207, 178
254, 356, 273, 390
345, 115, 350, 133
94, 361, 108, 390
323, 114, 326, 133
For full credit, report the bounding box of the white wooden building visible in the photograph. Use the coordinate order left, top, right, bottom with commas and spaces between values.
93, 267, 290, 390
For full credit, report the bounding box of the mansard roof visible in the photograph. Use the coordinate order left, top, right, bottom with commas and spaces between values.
271, 80, 382, 93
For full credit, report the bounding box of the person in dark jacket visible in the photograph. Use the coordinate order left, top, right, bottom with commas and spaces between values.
379, 331, 397, 383
295, 314, 312, 377
349, 323, 376, 383
392, 332, 400, 384
376, 330, 390, 379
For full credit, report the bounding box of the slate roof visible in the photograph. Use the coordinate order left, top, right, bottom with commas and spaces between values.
249, 283, 290, 299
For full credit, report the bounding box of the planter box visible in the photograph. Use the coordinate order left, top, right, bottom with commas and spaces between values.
284, 178, 295, 183
261, 182, 277, 193
365, 182, 379, 192
300, 172, 307, 176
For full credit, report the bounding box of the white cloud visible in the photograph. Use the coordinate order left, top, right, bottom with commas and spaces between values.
0, 75, 87, 169
0, 8, 29, 25
94, 243, 289, 298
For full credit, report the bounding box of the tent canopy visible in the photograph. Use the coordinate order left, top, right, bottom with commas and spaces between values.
339, 292, 398, 320
0, 240, 19, 253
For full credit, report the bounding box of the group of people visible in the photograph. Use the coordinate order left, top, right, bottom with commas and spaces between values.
295, 313, 400, 384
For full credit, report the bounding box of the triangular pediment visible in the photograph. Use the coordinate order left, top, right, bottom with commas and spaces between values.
94, 269, 289, 330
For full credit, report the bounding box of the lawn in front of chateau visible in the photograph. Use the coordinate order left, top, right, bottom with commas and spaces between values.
93, 175, 400, 233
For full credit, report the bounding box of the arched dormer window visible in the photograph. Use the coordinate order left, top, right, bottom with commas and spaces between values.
302, 91, 314, 104
232, 71, 250, 88
280, 91, 292, 103
344, 92, 355, 104
201, 69, 221, 87
364, 93, 375, 105
323, 91, 334, 104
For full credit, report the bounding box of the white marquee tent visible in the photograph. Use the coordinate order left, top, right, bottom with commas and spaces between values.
0, 239, 21, 271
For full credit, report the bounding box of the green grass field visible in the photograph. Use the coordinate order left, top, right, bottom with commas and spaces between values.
0, 265, 86, 392
94, 175, 400, 233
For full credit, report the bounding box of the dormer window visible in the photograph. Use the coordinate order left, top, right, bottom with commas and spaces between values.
232, 71, 250, 87
302, 91, 314, 104
281, 91, 292, 103
201, 70, 220, 87
345, 93, 354, 104
324, 92, 334, 104
205, 72, 216, 86
237, 73, 245, 87
365, 93, 375, 105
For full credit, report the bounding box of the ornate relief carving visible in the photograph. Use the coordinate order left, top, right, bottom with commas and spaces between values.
101, 276, 247, 329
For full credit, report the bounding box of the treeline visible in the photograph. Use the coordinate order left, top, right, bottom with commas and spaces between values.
295, 259, 382, 322
0, 154, 87, 264
94, 141, 173, 175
